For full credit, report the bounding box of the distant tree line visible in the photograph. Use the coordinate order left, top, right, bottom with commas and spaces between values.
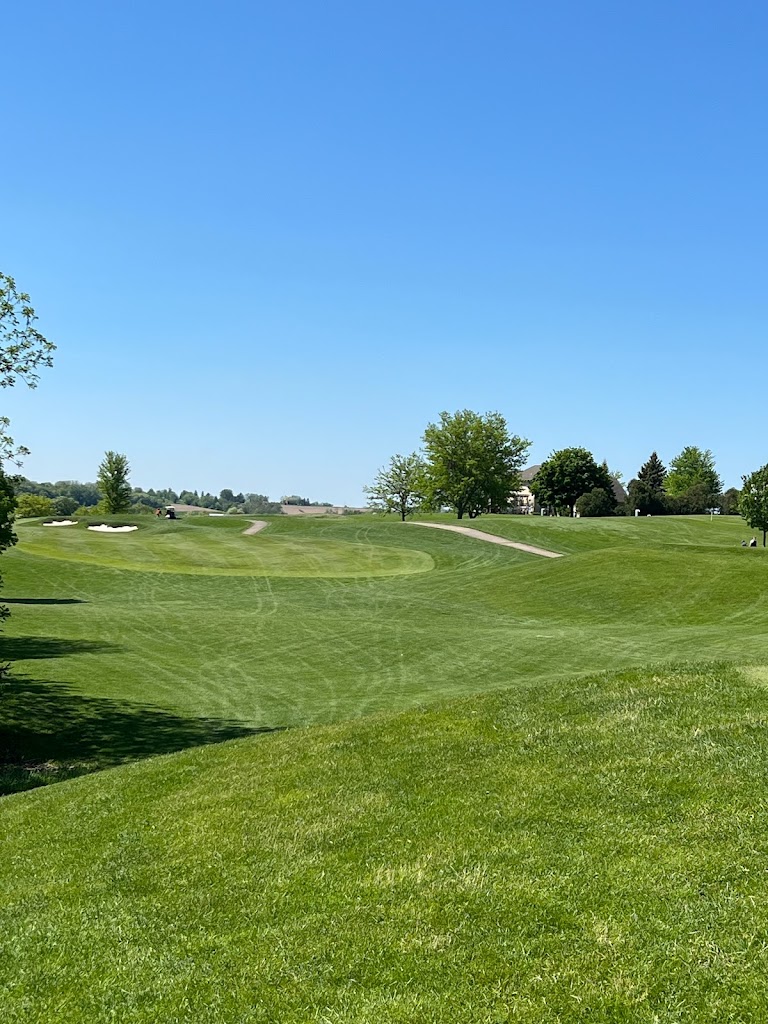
13, 474, 286, 517
367, 412, 756, 522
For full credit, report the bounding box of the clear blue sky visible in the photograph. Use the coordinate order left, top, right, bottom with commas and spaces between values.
3, 1, 766, 503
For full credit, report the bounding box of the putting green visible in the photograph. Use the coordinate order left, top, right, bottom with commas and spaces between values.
18, 520, 434, 578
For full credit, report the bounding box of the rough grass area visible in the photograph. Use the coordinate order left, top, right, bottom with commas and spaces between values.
1, 514, 765, 792
2, 662, 768, 1023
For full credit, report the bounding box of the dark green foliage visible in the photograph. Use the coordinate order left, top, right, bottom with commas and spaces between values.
669, 481, 718, 515
637, 451, 666, 492
574, 487, 615, 517
740, 465, 768, 546
0, 467, 16, 556
532, 447, 614, 516
627, 478, 666, 515
52, 495, 79, 516
241, 493, 283, 514
365, 452, 426, 520
0, 464, 17, 677
722, 487, 741, 515
97, 451, 132, 514
15, 478, 101, 507
422, 409, 530, 519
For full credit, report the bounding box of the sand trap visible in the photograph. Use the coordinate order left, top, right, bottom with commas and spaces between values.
87, 524, 139, 533
43, 520, 78, 527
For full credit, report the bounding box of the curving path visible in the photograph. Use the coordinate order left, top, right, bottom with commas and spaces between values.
408, 521, 563, 558
243, 520, 268, 535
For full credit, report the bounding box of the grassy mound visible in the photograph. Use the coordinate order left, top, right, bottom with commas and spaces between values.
2, 661, 768, 1022
18, 515, 434, 577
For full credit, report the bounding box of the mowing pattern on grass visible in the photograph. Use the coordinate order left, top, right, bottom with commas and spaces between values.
16, 516, 434, 577
2, 662, 768, 1022
409, 519, 563, 556
1, 514, 766, 792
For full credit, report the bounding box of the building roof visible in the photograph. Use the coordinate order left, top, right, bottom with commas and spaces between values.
520, 464, 541, 482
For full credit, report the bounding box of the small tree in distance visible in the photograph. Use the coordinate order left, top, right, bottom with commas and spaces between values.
739, 466, 768, 547
97, 451, 132, 514
365, 453, 426, 521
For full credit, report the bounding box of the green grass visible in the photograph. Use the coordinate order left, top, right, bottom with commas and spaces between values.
1, 513, 765, 791
3, 661, 768, 1022
3, 512, 768, 1019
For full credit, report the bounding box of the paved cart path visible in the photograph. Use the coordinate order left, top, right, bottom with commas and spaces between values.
243, 520, 268, 535
408, 521, 563, 558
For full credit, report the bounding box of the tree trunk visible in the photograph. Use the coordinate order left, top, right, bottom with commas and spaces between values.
763, 529, 766, 547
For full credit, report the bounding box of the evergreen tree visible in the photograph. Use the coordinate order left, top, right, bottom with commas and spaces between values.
637, 452, 666, 492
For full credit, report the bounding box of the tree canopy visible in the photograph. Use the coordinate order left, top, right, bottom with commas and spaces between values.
575, 487, 616, 518
637, 452, 666, 492
422, 410, 530, 519
739, 466, 768, 547
532, 448, 614, 516
0, 272, 56, 464
365, 452, 426, 521
666, 447, 722, 499
97, 451, 132, 514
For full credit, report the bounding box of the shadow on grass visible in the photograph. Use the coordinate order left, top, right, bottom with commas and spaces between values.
0, 636, 119, 660
1, 598, 87, 605
0, 676, 277, 797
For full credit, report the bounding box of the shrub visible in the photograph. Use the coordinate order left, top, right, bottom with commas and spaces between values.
15, 493, 56, 518
575, 487, 616, 518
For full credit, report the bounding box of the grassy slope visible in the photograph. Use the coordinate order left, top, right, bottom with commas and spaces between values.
1, 514, 766, 790
3, 661, 768, 1023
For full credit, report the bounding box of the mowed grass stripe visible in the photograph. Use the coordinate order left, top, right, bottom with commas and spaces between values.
1, 513, 765, 790
17, 517, 435, 577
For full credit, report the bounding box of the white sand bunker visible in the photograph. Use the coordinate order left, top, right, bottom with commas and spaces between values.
87, 524, 139, 533
43, 520, 78, 527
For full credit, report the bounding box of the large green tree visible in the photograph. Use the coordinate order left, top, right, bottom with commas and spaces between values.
97, 451, 132, 514
739, 466, 768, 547
532, 448, 614, 517
422, 410, 530, 519
666, 447, 722, 499
0, 273, 56, 464
365, 452, 426, 521
0, 273, 55, 673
